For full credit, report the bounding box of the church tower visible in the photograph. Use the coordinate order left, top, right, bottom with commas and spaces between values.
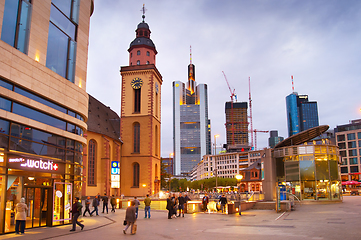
120, 6, 162, 196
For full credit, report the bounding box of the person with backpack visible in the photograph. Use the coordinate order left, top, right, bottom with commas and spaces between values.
83, 196, 91, 217
69, 197, 84, 231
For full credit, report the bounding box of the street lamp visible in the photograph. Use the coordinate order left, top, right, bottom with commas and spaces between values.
214, 134, 220, 192
235, 174, 243, 215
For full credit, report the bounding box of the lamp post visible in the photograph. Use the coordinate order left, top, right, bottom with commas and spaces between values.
214, 134, 220, 192
235, 174, 243, 215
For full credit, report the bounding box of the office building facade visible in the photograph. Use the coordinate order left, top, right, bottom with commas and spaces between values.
286, 92, 319, 137
173, 60, 211, 176
225, 101, 248, 148
0, 0, 93, 233
335, 119, 361, 182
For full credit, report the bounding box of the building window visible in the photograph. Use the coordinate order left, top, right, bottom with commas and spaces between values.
146, 61, 149, 64
348, 141, 357, 148
1, 0, 32, 54
347, 133, 356, 140
130, 53, 132, 58
337, 134, 345, 142
155, 125, 159, 156
88, 139, 97, 185
46, 1, 79, 83
146, 51, 150, 56
137, 50, 140, 55
349, 157, 358, 165
133, 122, 140, 153
133, 162, 140, 187
134, 89, 141, 113
137, 60, 140, 65
349, 149, 357, 157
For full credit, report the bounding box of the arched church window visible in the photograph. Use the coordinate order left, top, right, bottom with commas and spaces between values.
133, 122, 140, 153
146, 61, 149, 64
137, 50, 140, 55
88, 139, 97, 185
137, 60, 140, 65
146, 51, 150, 56
133, 162, 140, 187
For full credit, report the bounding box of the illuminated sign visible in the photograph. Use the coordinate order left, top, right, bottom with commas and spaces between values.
8, 157, 60, 171
111, 161, 120, 175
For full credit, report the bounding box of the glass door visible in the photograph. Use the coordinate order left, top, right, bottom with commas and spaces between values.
23, 187, 51, 228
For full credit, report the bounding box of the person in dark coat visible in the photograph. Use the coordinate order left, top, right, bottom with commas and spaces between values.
177, 193, 186, 217
90, 195, 99, 216
166, 195, 174, 219
110, 195, 116, 212
123, 201, 136, 234
69, 197, 84, 231
83, 196, 91, 216
102, 193, 108, 214
219, 194, 228, 213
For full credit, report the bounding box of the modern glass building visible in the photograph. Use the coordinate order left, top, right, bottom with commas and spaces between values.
334, 119, 361, 182
173, 59, 211, 176
0, 0, 93, 234
286, 92, 319, 137
268, 130, 284, 148
273, 125, 341, 201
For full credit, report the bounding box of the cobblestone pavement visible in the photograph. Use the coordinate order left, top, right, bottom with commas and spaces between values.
1, 196, 360, 240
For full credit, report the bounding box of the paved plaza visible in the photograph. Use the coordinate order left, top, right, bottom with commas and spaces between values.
1, 196, 360, 240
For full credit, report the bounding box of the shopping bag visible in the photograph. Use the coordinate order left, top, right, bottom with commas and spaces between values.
131, 223, 137, 234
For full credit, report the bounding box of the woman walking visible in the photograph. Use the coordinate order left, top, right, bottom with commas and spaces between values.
123, 201, 136, 234
15, 198, 28, 234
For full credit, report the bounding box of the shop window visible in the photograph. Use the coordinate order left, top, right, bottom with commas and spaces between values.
46, 1, 79, 83
1, 0, 32, 54
133, 162, 140, 187
88, 139, 97, 185
133, 122, 140, 153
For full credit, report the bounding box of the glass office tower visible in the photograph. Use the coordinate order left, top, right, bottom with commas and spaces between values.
173, 61, 211, 176
286, 93, 319, 137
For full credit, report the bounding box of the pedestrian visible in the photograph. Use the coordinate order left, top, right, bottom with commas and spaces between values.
90, 195, 99, 216
219, 194, 228, 213
184, 193, 191, 203
132, 196, 140, 218
69, 197, 84, 231
110, 195, 116, 212
202, 193, 209, 212
15, 197, 28, 234
123, 201, 136, 235
166, 194, 174, 219
177, 193, 185, 217
144, 194, 151, 218
171, 193, 178, 218
102, 193, 108, 214
83, 196, 91, 216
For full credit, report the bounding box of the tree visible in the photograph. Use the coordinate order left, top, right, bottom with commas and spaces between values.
160, 159, 171, 189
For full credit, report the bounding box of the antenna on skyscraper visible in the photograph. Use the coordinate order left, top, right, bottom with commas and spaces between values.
190, 45, 192, 64
291, 75, 294, 93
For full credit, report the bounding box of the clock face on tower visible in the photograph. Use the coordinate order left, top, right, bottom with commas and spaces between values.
131, 77, 143, 89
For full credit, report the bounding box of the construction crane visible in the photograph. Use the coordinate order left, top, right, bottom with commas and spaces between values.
248, 77, 254, 149
222, 71, 236, 145
253, 129, 269, 150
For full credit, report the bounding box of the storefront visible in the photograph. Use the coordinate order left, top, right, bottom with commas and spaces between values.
0, 147, 83, 234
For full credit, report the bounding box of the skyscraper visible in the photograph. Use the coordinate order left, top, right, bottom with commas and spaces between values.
173, 52, 211, 176
268, 130, 284, 148
286, 92, 319, 137
225, 101, 248, 149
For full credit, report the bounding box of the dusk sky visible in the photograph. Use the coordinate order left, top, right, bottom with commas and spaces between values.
86, 0, 361, 157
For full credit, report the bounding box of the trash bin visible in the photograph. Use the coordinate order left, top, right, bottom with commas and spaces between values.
227, 203, 235, 214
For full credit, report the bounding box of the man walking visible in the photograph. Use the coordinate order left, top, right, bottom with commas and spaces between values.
90, 195, 99, 216
70, 197, 84, 231
144, 194, 151, 218
83, 196, 91, 217
132, 196, 140, 218
202, 193, 209, 212
102, 193, 109, 214
110, 195, 116, 212
219, 194, 228, 213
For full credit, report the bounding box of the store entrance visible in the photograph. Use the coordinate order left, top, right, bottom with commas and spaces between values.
23, 187, 52, 228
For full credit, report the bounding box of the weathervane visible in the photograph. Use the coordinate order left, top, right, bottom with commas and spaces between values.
141, 4, 147, 22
